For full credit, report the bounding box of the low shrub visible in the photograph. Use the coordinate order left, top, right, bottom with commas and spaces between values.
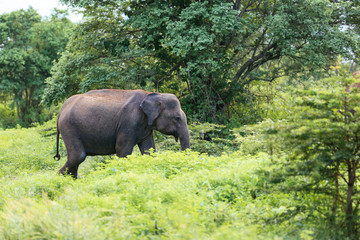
0, 104, 16, 129
0, 120, 314, 239
155, 122, 239, 156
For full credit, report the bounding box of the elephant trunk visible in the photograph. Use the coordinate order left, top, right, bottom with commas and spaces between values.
179, 126, 190, 150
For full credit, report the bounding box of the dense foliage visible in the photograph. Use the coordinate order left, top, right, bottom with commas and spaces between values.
2, 1, 360, 239
0, 121, 319, 239
3, 73, 360, 239
44, 0, 360, 122
0, 8, 73, 127
239, 74, 360, 239
4, 77, 360, 238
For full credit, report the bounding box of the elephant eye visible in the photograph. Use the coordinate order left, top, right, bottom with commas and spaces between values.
175, 116, 181, 122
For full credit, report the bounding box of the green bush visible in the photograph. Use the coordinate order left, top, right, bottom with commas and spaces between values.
0, 103, 60, 129
236, 75, 360, 239
0, 104, 16, 129
155, 122, 239, 156
0, 122, 313, 239
0, 151, 285, 239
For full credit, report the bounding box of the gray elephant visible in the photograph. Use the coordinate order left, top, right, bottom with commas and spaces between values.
54, 89, 190, 178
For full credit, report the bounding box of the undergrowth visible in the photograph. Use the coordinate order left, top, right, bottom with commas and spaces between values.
0, 122, 312, 239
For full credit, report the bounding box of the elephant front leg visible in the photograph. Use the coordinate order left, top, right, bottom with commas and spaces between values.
137, 134, 156, 155
115, 137, 136, 158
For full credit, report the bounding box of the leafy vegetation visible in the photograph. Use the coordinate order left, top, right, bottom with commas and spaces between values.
238, 74, 360, 239
2, 1, 360, 239
2, 74, 360, 239
0, 123, 297, 239
45, 0, 360, 122
155, 122, 238, 155
0, 8, 73, 127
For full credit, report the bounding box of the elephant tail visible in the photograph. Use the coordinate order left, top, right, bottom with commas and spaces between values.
53, 124, 61, 161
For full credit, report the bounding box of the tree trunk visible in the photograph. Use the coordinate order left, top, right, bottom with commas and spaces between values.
15, 101, 21, 121
345, 161, 358, 238
14, 91, 21, 121
331, 162, 340, 225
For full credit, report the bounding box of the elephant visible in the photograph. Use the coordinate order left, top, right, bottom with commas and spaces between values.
53, 89, 190, 178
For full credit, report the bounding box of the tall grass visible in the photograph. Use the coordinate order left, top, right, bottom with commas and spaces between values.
0, 124, 310, 239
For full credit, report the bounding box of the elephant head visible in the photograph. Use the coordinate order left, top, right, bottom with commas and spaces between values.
140, 93, 190, 150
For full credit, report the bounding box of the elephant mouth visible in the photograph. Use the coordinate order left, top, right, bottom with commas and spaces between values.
173, 131, 179, 142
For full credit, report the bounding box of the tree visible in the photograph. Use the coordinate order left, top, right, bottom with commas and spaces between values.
255, 75, 360, 238
45, 0, 359, 122
43, 3, 130, 106
0, 8, 73, 126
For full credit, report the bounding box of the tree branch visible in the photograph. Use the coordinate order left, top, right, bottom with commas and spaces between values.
233, 43, 280, 83
156, 60, 183, 91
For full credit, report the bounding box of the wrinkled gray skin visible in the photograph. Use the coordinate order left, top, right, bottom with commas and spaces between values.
54, 89, 190, 179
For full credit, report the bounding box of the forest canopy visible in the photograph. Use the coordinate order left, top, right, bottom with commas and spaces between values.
0, 8, 74, 126
43, 0, 360, 122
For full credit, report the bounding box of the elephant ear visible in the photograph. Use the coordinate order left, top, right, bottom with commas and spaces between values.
140, 93, 163, 125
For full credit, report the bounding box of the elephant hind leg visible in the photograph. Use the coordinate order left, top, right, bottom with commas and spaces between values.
59, 150, 86, 179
